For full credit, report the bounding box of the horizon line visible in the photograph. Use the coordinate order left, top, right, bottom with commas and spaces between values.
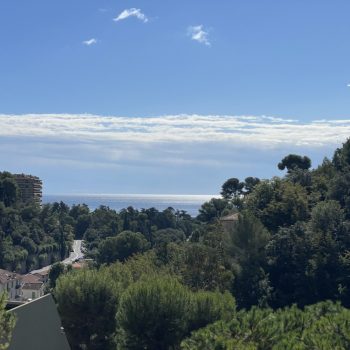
43, 193, 220, 198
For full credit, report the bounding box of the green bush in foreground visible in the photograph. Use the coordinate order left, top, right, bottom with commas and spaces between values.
181, 301, 350, 350
55, 266, 130, 350
116, 276, 235, 350
0, 294, 16, 350
117, 276, 190, 350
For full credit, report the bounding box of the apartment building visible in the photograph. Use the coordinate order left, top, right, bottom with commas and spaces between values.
13, 174, 43, 204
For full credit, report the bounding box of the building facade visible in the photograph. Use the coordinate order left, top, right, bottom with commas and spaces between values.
21, 274, 45, 301
21, 283, 45, 300
219, 213, 239, 232
13, 174, 42, 204
0, 269, 22, 301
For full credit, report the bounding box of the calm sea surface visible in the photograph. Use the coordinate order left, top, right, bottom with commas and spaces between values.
43, 194, 218, 217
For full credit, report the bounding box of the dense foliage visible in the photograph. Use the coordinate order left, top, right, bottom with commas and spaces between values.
0, 171, 197, 273
193, 138, 350, 310
0, 172, 73, 272
10, 139, 350, 349
0, 294, 16, 350
55, 255, 234, 350
181, 301, 350, 349
117, 276, 234, 350
82, 206, 197, 261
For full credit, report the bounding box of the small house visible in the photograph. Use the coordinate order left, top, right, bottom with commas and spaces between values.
22, 283, 45, 300
0, 269, 22, 301
219, 213, 239, 232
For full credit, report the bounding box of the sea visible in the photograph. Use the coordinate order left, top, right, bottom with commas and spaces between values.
43, 194, 219, 217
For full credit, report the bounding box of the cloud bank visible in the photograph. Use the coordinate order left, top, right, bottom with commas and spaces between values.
114, 8, 148, 23
0, 114, 349, 147
1, 113, 348, 193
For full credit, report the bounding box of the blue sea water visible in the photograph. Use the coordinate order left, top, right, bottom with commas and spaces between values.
43, 194, 218, 217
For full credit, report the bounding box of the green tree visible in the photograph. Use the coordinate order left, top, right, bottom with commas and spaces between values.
0, 293, 16, 350
278, 154, 311, 172
97, 231, 150, 265
49, 262, 65, 289
90, 206, 119, 238
55, 267, 128, 350
267, 201, 350, 308
117, 276, 192, 350
267, 222, 311, 307
181, 301, 350, 350
121, 251, 161, 282
243, 177, 260, 194
246, 179, 309, 232
328, 172, 350, 218
0, 176, 19, 207
221, 178, 244, 199
74, 214, 91, 239
302, 306, 350, 349
197, 198, 230, 223
69, 204, 90, 220
188, 291, 235, 331
170, 242, 234, 292
117, 276, 234, 350
309, 200, 344, 234
332, 138, 350, 171
228, 212, 271, 308
153, 228, 186, 247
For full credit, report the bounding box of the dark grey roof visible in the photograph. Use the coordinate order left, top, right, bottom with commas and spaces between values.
9, 294, 71, 350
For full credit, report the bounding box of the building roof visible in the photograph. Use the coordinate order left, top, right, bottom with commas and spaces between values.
13, 173, 42, 182
22, 283, 43, 291
32, 270, 49, 277
220, 213, 239, 222
9, 294, 71, 350
72, 263, 84, 270
21, 274, 41, 284
0, 269, 21, 284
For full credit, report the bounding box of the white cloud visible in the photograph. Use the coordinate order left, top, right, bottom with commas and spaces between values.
114, 8, 148, 23
82, 38, 97, 46
187, 25, 211, 46
2, 114, 349, 193
0, 114, 349, 148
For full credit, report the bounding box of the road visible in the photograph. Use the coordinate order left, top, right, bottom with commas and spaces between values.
30, 240, 84, 274
65, 240, 84, 264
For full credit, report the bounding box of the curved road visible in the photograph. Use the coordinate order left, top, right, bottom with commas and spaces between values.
30, 240, 84, 274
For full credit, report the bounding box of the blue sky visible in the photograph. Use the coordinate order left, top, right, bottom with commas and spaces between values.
0, 1, 350, 194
